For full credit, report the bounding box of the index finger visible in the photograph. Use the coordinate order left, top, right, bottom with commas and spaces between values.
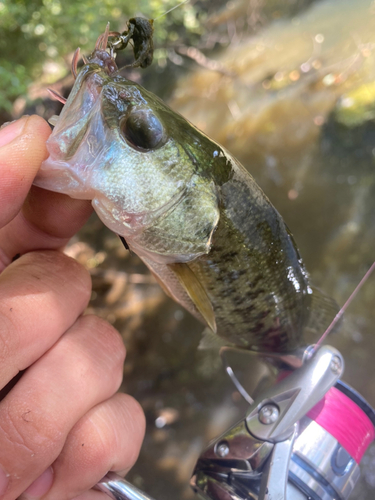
0, 116, 93, 270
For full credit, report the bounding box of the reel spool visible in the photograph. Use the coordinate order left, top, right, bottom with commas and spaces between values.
288, 381, 375, 500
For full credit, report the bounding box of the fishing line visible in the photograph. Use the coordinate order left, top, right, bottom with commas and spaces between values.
153, 0, 190, 21
315, 260, 375, 349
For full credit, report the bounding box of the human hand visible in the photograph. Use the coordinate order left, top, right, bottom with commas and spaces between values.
0, 116, 145, 500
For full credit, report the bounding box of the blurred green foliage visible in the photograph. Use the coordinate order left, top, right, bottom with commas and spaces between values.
0, 0, 204, 113
0, 0, 318, 114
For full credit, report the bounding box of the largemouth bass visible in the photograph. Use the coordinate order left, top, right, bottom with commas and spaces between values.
34, 28, 337, 353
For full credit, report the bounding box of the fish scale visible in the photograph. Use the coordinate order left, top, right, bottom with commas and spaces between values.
188, 168, 308, 351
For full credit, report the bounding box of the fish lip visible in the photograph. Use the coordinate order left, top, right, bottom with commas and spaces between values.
33, 67, 109, 197
50, 65, 105, 138
43, 70, 105, 164
34, 157, 93, 199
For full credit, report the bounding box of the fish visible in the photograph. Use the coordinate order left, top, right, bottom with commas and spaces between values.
34, 26, 337, 354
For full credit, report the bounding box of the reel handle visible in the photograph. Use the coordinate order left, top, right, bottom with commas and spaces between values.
96, 472, 157, 500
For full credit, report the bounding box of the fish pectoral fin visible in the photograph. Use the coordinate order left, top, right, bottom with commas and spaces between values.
198, 327, 229, 351
303, 285, 340, 340
168, 262, 217, 333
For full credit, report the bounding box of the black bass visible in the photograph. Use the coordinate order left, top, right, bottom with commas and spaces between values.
34, 27, 336, 353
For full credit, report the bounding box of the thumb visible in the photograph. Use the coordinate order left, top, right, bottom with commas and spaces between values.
0, 115, 51, 228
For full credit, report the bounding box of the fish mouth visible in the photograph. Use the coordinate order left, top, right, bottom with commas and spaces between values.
34, 157, 94, 199
46, 65, 105, 155
34, 64, 106, 196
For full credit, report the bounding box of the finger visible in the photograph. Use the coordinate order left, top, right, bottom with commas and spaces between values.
0, 116, 50, 229
0, 188, 93, 270
0, 250, 91, 387
73, 491, 108, 500
0, 315, 126, 500
0, 116, 92, 270
35, 393, 145, 500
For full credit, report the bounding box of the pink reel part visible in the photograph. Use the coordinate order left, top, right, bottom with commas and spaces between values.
289, 381, 375, 500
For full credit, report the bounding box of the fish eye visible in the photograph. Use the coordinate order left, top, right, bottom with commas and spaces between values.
121, 108, 164, 151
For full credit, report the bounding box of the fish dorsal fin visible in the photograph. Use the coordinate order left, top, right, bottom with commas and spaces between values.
169, 263, 217, 333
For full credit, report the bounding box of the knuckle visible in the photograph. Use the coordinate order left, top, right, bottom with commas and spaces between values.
15, 251, 92, 305
122, 395, 146, 442
0, 399, 61, 461
80, 315, 126, 366
117, 394, 146, 467
81, 395, 145, 471
125, 395, 146, 434
66, 315, 125, 390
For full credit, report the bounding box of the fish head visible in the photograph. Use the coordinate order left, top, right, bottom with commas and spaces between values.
35, 49, 233, 262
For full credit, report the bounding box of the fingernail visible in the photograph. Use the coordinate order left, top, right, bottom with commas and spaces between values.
0, 465, 10, 496
0, 117, 28, 148
0, 120, 16, 130
21, 467, 53, 499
